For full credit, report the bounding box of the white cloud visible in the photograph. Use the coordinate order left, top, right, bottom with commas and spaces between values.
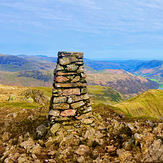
0, 0, 163, 34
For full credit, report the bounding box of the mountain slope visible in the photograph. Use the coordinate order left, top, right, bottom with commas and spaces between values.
114, 89, 163, 119
0, 69, 159, 98
88, 85, 125, 105
0, 54, 159, 97
86, 69, 159, 98
84, 59, 145, 71
0, 55, 56, 71
132, 60, 163, 87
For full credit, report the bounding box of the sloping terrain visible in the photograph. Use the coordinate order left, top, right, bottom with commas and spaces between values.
0, 84, 162, 162
19, 55, 145, 71
114, 89, 163, 119
88, 85, 125, 105
0, 69, 158, 98
0, 54, 159, 98
0, 54, 56, 71
87, 69, 159, 98
131, 60, 163, 87
19, 55, 163, 88
0, 71, 52, 87
84, 59, 145, 71
18, 55, 57, 63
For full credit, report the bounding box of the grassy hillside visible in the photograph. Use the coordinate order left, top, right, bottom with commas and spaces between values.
0, 84, 124, 128
114, 89, 163, 119
0, 71, 53, 87
88, 85, 125, 105
0, 84, 49, 124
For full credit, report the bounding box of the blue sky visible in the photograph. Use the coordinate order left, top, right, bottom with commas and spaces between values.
0, 0, 163, 59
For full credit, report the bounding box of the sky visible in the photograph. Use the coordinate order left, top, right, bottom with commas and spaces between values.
0, 0, 163, 60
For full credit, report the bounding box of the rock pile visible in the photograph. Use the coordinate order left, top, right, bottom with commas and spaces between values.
49, 51, 92, 124
1, 108, 163, 162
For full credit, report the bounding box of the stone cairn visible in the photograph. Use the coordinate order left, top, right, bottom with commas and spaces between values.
49, 51, 92, 125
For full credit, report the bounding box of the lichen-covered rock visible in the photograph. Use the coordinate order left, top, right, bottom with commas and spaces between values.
52, 103, 69, 110
71, 101, 85, 109
49, 110, 60, 117
53, 96, 67, 104
50, 123, 61, 135
36, 124, 47, 138
8, 95, 16, 101
66, 64, 78, 71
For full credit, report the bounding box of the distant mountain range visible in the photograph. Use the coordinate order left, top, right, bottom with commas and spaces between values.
0, 54, 161, 98
131, 60, 163, 86
0, 54, 56, 71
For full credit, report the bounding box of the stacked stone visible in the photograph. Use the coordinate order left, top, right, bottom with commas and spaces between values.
49, 51, 92, 124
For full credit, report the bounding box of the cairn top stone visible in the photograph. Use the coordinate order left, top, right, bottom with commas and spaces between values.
58, 51, 83, 58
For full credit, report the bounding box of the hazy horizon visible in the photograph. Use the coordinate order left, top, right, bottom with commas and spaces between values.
1, 53, 163, 61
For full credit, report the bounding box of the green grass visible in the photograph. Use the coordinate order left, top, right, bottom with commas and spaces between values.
150, 79, 159, 82
88, 85, 125, 105
35, 86, 53, 97
115, 89, 163, 119
0, 101, 40, 113
88, 85, 106, 95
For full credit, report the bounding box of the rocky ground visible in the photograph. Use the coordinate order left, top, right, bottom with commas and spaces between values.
0, 103, 163, 163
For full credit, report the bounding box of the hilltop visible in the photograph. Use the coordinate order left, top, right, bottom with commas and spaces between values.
115, 89, 163, 119
0, 84, 162, 162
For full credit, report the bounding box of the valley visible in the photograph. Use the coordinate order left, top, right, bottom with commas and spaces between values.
0, 54, 161, 98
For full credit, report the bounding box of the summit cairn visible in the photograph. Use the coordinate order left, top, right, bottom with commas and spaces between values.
49, 51, 92, 124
